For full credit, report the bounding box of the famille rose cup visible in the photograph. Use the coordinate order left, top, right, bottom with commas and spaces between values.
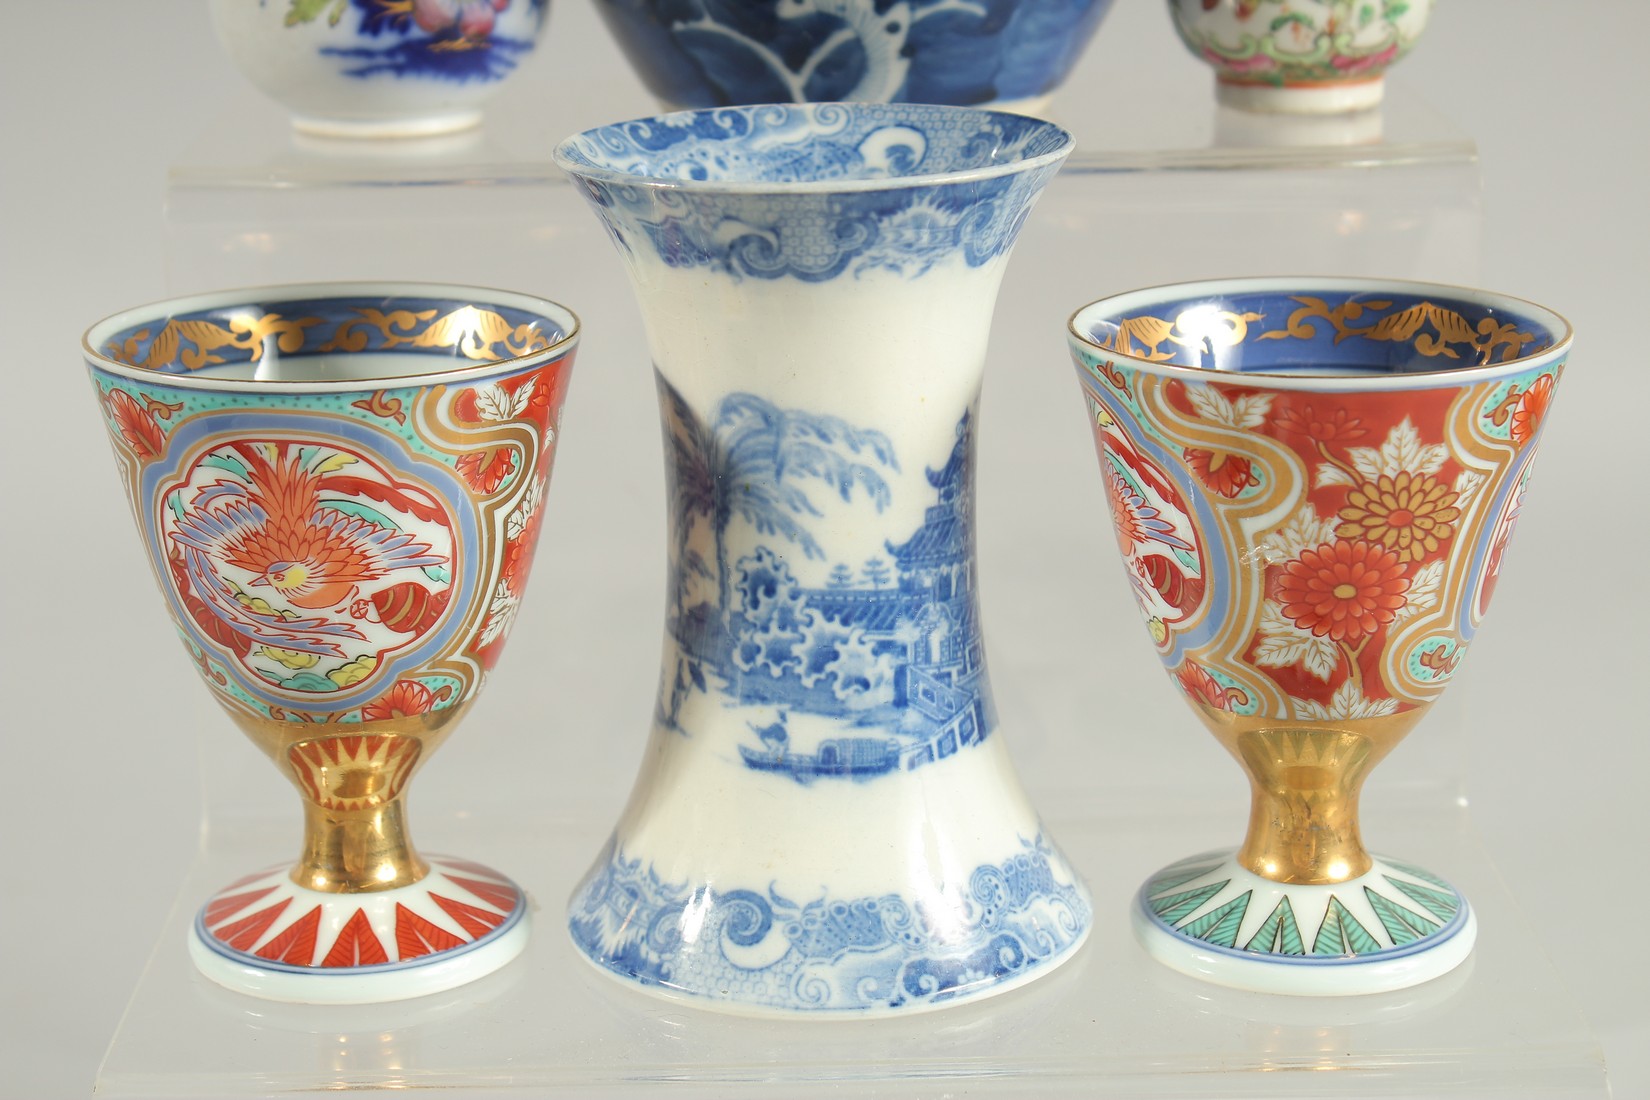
1067, 278, 1568, 994
1168, 0, 1433, 115
84, 284, 577, 1002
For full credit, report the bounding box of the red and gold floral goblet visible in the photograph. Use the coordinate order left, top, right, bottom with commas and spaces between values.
1068, 278, 1568, 994
85, 284, 577, 1002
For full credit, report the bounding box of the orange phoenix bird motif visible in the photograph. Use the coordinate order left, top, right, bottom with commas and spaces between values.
170, 441, 449, 659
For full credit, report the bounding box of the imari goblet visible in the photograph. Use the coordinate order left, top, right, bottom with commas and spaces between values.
1067, 278, 1569, 994
84, 284, 577, 1002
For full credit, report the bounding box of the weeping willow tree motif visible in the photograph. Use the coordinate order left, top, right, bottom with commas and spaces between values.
656, 373, 899, 726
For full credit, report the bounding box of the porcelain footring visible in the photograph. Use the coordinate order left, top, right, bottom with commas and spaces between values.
1215, 78, 1385, 115
1133, 848, 1475, 996
188, 855, 529, 1003
291, 110, 485, 139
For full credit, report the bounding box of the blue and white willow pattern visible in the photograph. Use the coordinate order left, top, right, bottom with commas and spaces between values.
555, 103, 1072, 281
556, 102, 1086, 1013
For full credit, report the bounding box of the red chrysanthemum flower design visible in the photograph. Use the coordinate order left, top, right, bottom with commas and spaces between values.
1509, 374, 1554, 446
1277, 539, 1411, 643
363, 680, 438, 721
108, 388, 166, 459
457, 447, 517, 494
1185, 447, 1257, 498
1175, 661, 1250, 712
500, 532, 532, 594
1273, 403, 1367, 443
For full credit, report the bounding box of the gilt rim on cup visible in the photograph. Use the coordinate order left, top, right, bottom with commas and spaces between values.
1068, 276, 1572, 391
84, 281, 581, 394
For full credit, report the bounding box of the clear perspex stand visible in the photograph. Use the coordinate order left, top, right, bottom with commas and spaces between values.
98, 9, 1605, 1093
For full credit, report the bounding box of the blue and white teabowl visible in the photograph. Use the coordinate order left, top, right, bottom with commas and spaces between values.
591, 0, 1115, 113
555, 104, 1092, 1015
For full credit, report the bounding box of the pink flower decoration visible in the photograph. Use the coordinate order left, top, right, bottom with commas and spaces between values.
1332, 43, 1398, 75
1207, 47, 1277, 74
412, 0, 507, 38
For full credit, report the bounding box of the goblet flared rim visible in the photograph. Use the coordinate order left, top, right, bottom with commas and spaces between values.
552, 102, 1076, 195
83, 280, 581, 392
1067, 276, 1573, 389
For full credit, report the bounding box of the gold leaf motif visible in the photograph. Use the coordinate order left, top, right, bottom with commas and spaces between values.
318, 324, 372, 355
173, 320, 245, 369
1257, 297, 1395, 344
1112, 315, 1180, 361
409, 307, 548, 360
107, 328, 149, 363
1100, 310, 1261, 362
106, 313, 323, 372
1424, 305, 1480, 347
318, 306, 552, 362
1365, 304, 1432, 344
144, 323, 181, 371
1258, 296, 1538, 366
417, 307, 510, 360
506, 323, 553, 356
1476, 317, 1536, 363
106, 304, 558, 376
317, 308, 439, 354
142, 393, 185, 421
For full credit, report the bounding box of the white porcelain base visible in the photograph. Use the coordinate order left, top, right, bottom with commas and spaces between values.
188, 855, 529, 1003
1213, 104, 1385, 149
982, 92, 1056, 120
291, 110, 484, 140
655, 95, 1056, 121
1216, 77, 1386, 115
1133, 849, 1475, 996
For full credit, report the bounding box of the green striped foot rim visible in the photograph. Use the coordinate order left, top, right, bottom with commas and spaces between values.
1132, 849, 1475, 996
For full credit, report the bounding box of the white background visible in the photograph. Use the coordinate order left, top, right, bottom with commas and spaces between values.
1, 0, 1645, 1096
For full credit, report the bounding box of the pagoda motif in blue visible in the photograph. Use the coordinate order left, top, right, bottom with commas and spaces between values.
656, 375, 994, 783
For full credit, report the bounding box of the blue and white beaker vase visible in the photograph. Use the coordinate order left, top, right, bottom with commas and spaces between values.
555, 104, 1090, 1015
